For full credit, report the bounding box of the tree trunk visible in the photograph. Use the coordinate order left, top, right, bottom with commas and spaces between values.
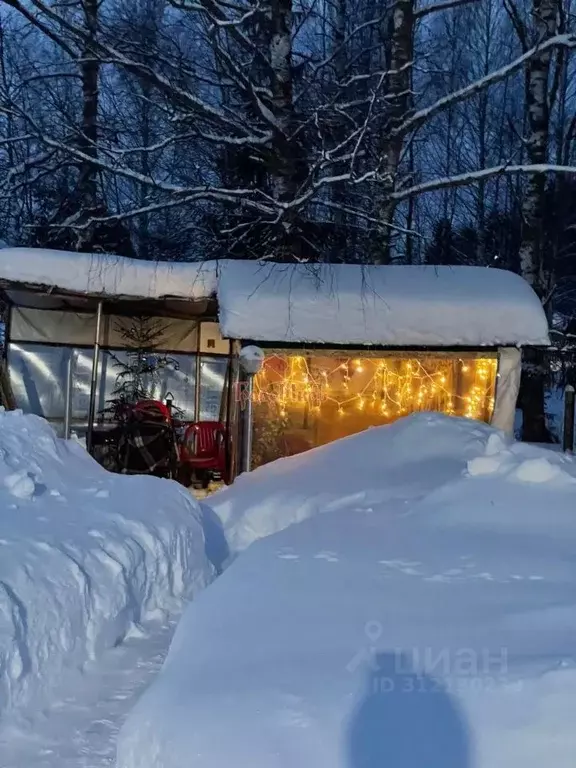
76, 0, 100, 251
519, 0, 558, 442
269, 0, 297, 259
377, 0, 414, 263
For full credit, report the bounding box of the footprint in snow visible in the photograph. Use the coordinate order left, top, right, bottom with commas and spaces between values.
511, 574, 544, 581
314, 551, 339, 562
379, 559, 423, 575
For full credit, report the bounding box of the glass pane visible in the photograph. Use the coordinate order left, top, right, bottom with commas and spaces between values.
252, 353, 498, 467
98, 351, 228, 423
9, 342, 230, 439
8, 342, 70, 422
200, 357, 228, 421
98, 349, 198, 421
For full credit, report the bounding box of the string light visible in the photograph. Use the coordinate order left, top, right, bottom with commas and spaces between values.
253, 355, 498, 424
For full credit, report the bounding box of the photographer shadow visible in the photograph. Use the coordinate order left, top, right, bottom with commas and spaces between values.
346, 652, 471, 768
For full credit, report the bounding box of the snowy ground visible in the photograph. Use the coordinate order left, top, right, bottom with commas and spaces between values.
1, 621, 175, 768
118, 414, 576, 768
3, 411, 576, 767
0, 409, 214, 759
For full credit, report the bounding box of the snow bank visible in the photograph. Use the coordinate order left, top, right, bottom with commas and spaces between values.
210, 414, 495, 556
0, 410, 214, 729
118, 414, 576, 768
217, 261, 550, 346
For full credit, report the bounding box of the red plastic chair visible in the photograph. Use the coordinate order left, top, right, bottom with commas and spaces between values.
180, 421, 227, 484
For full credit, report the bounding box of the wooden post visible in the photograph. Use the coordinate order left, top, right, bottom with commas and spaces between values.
563, 384, 575, 453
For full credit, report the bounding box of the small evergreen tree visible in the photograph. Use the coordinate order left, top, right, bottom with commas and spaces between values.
106, 317, 178, 421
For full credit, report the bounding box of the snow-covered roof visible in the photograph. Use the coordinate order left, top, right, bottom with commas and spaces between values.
0, 247, 550, 347
217, 261, 550, 347
0, 247, 217, 302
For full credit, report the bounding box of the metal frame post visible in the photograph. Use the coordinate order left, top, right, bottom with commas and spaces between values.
86, 300, 103, 453
240, 373, 254, 474
226, 340, 241, 482
194, 320, 202, 422
63, 349, 76, 439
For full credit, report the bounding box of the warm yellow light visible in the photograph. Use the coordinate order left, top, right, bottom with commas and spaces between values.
254, 354, 497, 432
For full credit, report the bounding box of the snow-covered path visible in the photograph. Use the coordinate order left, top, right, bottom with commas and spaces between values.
1, 621, 175, 768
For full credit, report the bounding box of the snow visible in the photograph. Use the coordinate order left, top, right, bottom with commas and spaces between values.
118, 413, 576, 768
217, 261, 550, 347
2, 620, 176, 768
0, 247, 217, 301
0, 247, 549, 347
0, 409, 214, 735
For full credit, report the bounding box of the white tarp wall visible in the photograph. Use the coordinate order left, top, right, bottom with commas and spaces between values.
10, 308, 229, 354
491, 346, 522, 435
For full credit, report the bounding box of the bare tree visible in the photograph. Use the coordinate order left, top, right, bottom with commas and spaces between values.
1, 0, 576, 263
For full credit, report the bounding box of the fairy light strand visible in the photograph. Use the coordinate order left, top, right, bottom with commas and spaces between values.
253, 355, 497, 421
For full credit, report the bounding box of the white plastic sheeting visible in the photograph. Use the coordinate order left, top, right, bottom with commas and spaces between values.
8, 344, 228, 433
491, 347, 522, 434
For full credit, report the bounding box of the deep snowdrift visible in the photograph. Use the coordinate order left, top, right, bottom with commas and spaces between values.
118, 414, 576, 768
0, 409, 214, 730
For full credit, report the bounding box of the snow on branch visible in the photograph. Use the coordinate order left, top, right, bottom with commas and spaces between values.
395, 33, 576, 138
391, 164, 576, 202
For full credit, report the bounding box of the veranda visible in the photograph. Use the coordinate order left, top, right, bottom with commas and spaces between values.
0, 248, 550, 479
